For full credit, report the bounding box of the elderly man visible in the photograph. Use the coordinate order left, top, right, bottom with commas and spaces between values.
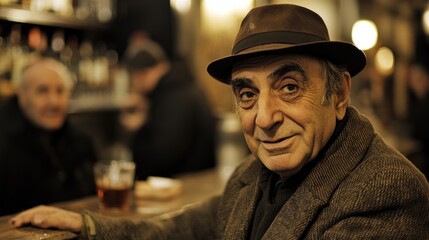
0, 57, 97, 216
9, 4, 429, 239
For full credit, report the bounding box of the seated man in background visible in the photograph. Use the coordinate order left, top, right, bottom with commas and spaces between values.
0, 57, 97, 216
407, 61, 429, 179
120, 39, 217, 180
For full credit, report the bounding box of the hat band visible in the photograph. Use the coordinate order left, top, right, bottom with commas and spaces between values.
232, 31, 327, 54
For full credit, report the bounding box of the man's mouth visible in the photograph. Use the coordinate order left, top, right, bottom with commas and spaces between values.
259, 136, 292, 153
43, 109, 64, 117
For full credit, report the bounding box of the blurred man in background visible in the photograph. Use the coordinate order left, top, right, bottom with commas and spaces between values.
407, 61, 429, 179
0, 57, 97, 216
120, 38, 217, 180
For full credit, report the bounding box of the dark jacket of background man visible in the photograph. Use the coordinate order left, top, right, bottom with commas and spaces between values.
130, 59, 217, 180
0, 97, 97, 216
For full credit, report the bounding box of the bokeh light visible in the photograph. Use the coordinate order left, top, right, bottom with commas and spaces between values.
352, 20, 378, 50
375, 47, 395, 76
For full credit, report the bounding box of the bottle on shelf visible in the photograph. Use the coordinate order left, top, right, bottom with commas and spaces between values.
0, 0, 21, 7
0, 24, 10, 81
51, 0, 74, 16
0, 9, 123, 111
8, 24, 29, 86
28, 26, 48, 55
92, 42, 109, 87
0, 23, 29, 99
97, 0, 115, 23
77, 39, 94, 86
51, 29, 65, 54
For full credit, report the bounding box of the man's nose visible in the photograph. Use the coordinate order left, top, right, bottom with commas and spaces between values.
255, 93, 282, 130
47, 92, 63, 105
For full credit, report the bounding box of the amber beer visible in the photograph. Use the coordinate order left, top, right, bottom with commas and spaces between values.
97, 185, 131, 209
94, 160, 136, 210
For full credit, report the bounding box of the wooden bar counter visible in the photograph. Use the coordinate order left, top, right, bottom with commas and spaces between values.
0, 169, 227, 239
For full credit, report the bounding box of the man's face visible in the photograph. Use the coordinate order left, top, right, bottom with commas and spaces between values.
130, 67, 161, 94
231, 55, 345, 179
17, 64, 71, 130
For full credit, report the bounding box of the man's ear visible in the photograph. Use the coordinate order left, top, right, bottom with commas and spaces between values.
335, 72, 352, 120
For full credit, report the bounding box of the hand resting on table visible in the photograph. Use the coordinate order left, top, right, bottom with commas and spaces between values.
9, 205, 83, 232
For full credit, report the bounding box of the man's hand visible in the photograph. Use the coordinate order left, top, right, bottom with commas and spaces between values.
9, 205, 83, 232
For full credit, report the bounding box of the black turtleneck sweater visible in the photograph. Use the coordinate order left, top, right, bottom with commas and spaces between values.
0, 97, 97, 216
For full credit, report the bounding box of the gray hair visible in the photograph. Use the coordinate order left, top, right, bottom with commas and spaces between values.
16, 56, 75, 90
320, 59, 348, 106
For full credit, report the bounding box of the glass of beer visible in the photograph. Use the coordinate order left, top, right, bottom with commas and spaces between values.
93, 160, 136, 210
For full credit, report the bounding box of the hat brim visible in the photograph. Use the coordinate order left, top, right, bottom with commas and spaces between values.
207, 41, 366, 84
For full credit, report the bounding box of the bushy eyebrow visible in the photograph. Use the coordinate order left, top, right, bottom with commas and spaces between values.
268, 63, 307, 82
231, 62, 308, 92
231, 77, 253, 92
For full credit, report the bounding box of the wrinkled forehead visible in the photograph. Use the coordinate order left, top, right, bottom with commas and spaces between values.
21, 60, 73, 89
23, 65, 60, 84
231, 54, 323, 79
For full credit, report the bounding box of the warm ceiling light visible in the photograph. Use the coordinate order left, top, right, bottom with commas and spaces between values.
375, 47, 395, 76
423, 5, 429, 35
352, 20, 378, 50
170, 0, 191, 14
203, 0, 252, 16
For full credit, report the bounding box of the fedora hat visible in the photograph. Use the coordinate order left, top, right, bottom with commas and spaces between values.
207, 4, 366, 84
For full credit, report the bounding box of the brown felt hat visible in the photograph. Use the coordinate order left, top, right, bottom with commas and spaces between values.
207, 4, 366, 84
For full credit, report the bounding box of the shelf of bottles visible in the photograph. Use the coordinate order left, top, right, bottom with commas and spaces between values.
0, 0, 128, 113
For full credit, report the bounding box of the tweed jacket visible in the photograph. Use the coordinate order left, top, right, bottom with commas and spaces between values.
83, 107, 429, 239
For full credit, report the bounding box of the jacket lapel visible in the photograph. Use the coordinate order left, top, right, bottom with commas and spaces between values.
223, 161, 262, 239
